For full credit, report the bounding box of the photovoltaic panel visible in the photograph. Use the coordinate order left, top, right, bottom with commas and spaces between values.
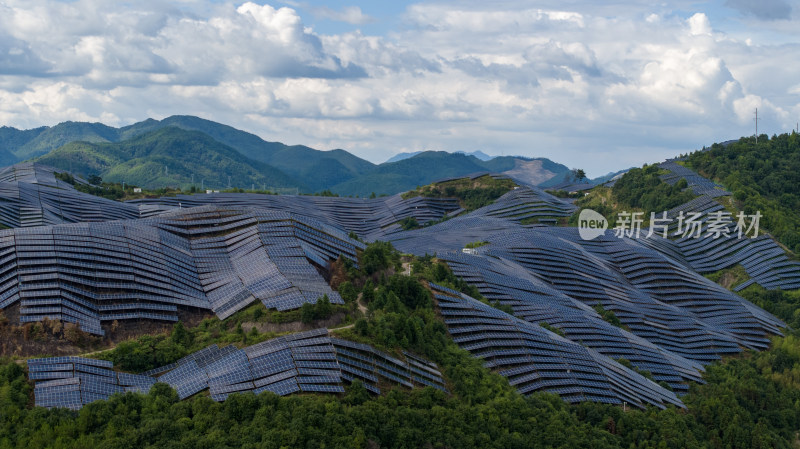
29, 329, 445, 409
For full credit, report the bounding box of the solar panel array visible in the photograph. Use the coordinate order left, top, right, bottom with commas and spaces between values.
0, 163, 89, 188
436, 252, 705, 394
6, 163, 792, 410
389, 215, 530, 256
545, 180, 595, 193
430, 283, 683, 409
27, 356, 155, 409
461, 183, 577, 224
576, 161, 800, 291
28, 328, 446, 409
0, 205, 363, 334
486, 228, 784, 352
0, 164, 571, 243
635, 194, 800, 291
0, 163, 140, 228
381, 167, 790, 406
385, 184, 576, 254
129, 191, 463, 241
390, 218, 784, 367
659, 161, 731, 198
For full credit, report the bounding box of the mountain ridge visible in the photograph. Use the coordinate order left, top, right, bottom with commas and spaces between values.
3, 116, 573, 195
36, 127, 302, 191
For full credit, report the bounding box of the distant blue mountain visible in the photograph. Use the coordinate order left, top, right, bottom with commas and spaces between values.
386, 149, 494, 163
455, 150, 493, 161
385, 151, 424, 163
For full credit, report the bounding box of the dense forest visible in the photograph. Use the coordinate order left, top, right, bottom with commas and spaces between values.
611, 164, 695, 216
1, 242, 799, 448
37, 127, 301, 192
569, 164, 695, 228
685, 133, 800, 253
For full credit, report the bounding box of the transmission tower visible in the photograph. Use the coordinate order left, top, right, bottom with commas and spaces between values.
754, 108, 760, 144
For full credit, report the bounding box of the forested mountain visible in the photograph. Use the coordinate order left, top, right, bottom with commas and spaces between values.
0, 126, 46, 165
386, 149, 493, 163
329, 151, 571, 196
36, 127, 301, 191
329, 151, 499, 196
385, 150, 424, 163
117, 115, 377, 192
0, 121, 120, 161
1, 116, 376, 192
2, 116, 572, 195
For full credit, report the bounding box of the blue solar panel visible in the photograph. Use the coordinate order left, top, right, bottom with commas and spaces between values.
29, 328, 446, 410
14, 165, 788, 411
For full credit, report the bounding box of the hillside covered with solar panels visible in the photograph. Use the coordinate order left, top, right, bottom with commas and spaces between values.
2, 134, 800, 448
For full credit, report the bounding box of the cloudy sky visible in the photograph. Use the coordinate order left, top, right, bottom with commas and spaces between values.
1, 0, 798, 176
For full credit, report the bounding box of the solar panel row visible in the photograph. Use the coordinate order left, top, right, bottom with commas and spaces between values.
0, 163, 140, 228
27, 357, 155, 409
0, 205, 363, 333
128, 188, 464, 241
28, 328, 446, 409
430, 283, 684, 410
641, 175, 800, 291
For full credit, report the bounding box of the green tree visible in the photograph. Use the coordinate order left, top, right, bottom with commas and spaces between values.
315, 295, 332, 319
338, 281, 358, 303
300, 302, 316, 324
170, 321, 191, 347
572, 168, 587, 181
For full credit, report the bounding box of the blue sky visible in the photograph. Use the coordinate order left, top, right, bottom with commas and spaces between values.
0, 0, 798, 175
277, 1, 414, 35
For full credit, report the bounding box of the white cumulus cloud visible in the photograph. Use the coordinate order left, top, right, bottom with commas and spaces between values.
0, 1, 798, 175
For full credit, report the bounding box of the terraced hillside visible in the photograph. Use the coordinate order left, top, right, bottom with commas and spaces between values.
1, 159, 799, 448
573, 158, 800, 292
683, 133, 800, 253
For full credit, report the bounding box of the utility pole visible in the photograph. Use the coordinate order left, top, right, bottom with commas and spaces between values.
754, 108, 760, 144
228, 176, 231, 189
